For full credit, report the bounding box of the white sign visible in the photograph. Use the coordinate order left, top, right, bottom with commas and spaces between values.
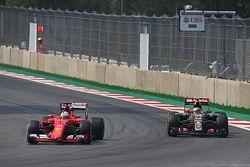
28, 22, 37, 52
180, 13, 204, 31
140, 33, 149, 70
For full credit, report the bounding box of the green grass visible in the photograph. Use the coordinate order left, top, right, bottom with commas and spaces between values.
1, 63, 250, 121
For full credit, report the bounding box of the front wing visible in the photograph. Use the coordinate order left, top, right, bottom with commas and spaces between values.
27, 134, 88, 143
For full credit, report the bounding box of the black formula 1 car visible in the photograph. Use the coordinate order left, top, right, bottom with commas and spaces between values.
26, 103, 105, 144
166, 98, 229, 137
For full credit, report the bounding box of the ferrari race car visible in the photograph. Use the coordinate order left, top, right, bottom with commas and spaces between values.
26, 103, 105, 144
166, 98, 229, 137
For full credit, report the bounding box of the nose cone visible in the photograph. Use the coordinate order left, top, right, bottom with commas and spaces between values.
50, 125, 64, 139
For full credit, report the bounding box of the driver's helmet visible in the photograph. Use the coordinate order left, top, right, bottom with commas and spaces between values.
61, 111, 69, 119
194, 101, 202, 109
193, 107, 201, 113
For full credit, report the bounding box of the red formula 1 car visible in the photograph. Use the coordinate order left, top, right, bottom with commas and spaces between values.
26, 103, 105, 144
166, 98, 229, 137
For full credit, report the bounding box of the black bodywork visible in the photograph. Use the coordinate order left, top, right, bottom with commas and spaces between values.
166, 98, 229, 137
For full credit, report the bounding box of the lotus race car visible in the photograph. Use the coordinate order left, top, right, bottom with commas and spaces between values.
166, 98, 228, 137
26, 103, 105, 144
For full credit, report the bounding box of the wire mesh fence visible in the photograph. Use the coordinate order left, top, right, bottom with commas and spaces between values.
1, 6, 250, 81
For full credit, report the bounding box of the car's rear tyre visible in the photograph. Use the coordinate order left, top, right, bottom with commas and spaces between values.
166, 112, 179, 137
217, 114, 229, 137
27, 120, 40, 144
79, 121, 92, 144
91, 118, 105, 140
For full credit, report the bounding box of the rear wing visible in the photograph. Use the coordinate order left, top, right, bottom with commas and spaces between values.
60, 103, 88, 110
184, 98, 210, 105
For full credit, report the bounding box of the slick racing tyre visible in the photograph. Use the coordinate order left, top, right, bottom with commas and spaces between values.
91, 118, 105, 140
27, 120, 40, 144
166, 112, 178, 126
166, 112, 179, 137
79, 121, 92, 144
217, 114, 229, 137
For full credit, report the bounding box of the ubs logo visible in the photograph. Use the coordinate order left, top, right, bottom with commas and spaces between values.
183, 17, 203, 23
184, 17, 189, 23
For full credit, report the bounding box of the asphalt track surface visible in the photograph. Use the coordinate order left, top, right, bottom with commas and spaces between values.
0, 75, 250, 167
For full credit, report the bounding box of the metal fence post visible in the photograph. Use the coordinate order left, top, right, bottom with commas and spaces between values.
88, 18, 92, 61
192, 32, 197, 73
157, 21, 162, 69
242, 26, 247, 80
105, 19, 110, 64
97, 18, 101, 63
117, 19, 122, 66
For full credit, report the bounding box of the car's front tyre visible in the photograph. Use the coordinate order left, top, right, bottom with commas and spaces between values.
27, 120, 40, 144
166, 112, 179, 137
217, 114, 229, 137
79, 121, 92, 144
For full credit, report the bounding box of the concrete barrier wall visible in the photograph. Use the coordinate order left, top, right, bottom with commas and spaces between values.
10, 48, 18, 66
30, 52, 38, 70
77, 59, 87, 80
178, 74, 215, 102
156, 72, 179, 96
23, 50, 30, 68
10, 48, 23, 67
227, 80, 240, 107
51, 56, 59, 74
69, 58, 78, 78
189, 75, 205, 98
214, 79, 228, 105
144, 70, 157, 92
3, 47, 10, 64
59, 57, 69, 76
136, 70, 146, 90
239, 82, 250, 108
0, 47, 3, 63
44, 54, 53, 73
38, 53, 45, 71
2, 47, 250, 108
95, 63, 106, 84
116, 66, 137, 88
202, 78, 215, 103
179, 73, 192, 97
17, 49, 23, 67
105, 64, 117, 85
86, 61, 96, 81
86, 61, 106, 83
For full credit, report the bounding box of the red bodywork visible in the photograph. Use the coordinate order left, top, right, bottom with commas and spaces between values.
28, 103, 90, 143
